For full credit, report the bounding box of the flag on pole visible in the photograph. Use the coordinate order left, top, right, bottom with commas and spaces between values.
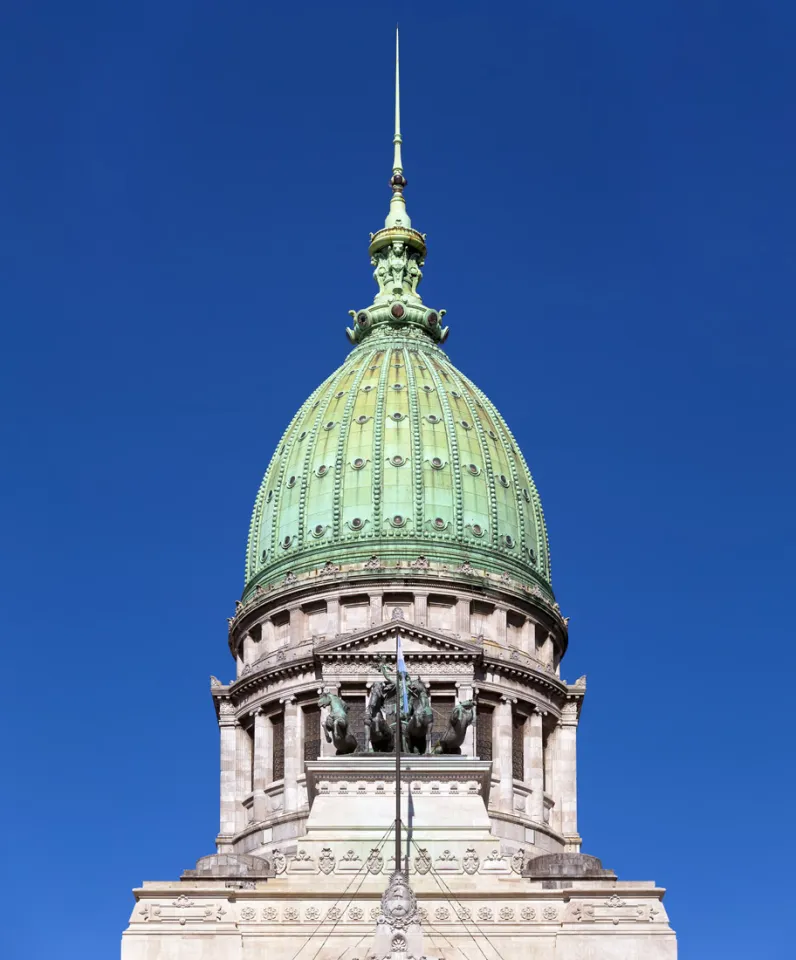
396, 634, 409, 712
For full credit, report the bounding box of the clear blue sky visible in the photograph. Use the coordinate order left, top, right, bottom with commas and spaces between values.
1, 2, 794, 958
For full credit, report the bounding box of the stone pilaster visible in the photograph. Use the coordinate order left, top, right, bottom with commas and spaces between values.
546, 721, 560, 832
526, 708, 544, 824
235, 720, 253, 833
558, 701, 580, 849
217, 700, 237, 848
539, 632, 554, 667
289, 606, 305, 645
252, 708, 273, 821
282, 696, 300, 812
414, 592, 427, 626
370, 593, 383, 625
495, 696, 515, 813
456, 598, 470, 637
522, 617, 535, 655
495, 607, 507, 644
327, 597, 340, 636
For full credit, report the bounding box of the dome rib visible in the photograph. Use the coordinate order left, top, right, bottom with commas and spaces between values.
425, 353, 465, 541
403, 345, 424, 535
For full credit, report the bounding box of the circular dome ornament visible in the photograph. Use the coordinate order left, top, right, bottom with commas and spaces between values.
390, 303, 406, 320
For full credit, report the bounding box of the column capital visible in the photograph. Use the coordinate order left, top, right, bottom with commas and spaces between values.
500, 694, 518, 705
218, 699, 237, 725
279, 694, 297, 706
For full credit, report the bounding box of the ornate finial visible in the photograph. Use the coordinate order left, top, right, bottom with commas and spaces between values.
346, 30, 448, 346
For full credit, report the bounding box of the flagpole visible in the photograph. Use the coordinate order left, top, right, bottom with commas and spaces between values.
395, 630, 402, 873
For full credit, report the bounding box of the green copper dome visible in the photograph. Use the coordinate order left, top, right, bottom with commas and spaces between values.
243, 38, 552, 602
244, 327, 552, 600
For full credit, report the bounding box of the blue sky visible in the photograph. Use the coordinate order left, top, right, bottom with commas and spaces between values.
1, 2, 794, 958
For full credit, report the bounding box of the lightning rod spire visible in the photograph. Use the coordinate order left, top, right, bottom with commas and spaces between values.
385, 26, 410, 230
393, 26, 403, 176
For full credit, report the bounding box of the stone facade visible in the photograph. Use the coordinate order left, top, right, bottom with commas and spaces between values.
122, 579, 677, 958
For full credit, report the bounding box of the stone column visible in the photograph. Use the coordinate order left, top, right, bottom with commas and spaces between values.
282, 696, 300, 813
252, 708, 273, 821
557, 701, 579, 846
455, 682, 476, 756
494, 696, 515, 813
318, 687, 337, 757
526, 708, 544, 824
235, 720, 253, 832
218, 700, 237, 846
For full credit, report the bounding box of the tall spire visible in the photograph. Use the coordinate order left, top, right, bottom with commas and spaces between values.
386, 26, 410, 230
393, 26, 403, 177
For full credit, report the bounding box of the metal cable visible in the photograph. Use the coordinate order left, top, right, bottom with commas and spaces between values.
290, 824, 394, 960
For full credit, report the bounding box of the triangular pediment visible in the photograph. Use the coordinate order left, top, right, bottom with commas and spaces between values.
316, 619, 481, 659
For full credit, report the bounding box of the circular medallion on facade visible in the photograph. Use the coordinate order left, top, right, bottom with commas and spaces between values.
430, 457, 444, 469
460, 420, 472, 430
357, 311, 370, 327
287, 475, 297, 488
349, 517, 364, 530
390, 303, 405, 319
422, 385, 434, 393
356, 415, 370, 425
426, 311, 438, 327
426, 414, 441, 424
324, 421, 336, 431
362, 384, 373, 392
352, 458, 366, 470
390, 455, 406, 467
504, 535, 515, 548
266, 490, 273, 502
316, 465, 328, 477
335, 391, 345, 399
451, 391, 461, 399
392, 383, 404, 391
498, 474, 510, 487
472, 524, 483, 537
298, 431, 307, 441
467, 463, 481, 476
391, 412, 406, 421
488, 429, 498, 441
433, 517, 446, 529
391, 515, 406, 527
